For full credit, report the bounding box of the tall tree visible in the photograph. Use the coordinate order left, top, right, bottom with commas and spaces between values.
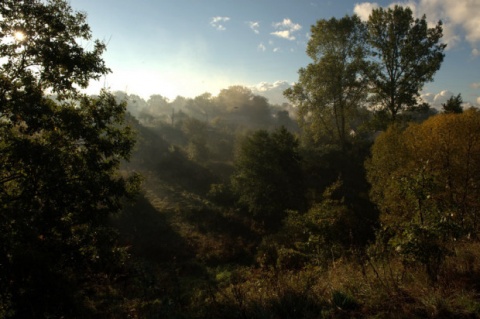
0, 0, 139, 317
284, 15, 369, 150
367, 5, 446, 122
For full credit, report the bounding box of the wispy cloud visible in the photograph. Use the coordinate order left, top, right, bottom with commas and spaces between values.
247, 21, 260, 34
257, 43, 266, 52
210, 16, 230, 31
271, 18, 302, 41
273, 18, 302, 32
471, 82, 480, 89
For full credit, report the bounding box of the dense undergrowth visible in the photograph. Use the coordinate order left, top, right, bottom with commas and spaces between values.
111, 121, 480, 318
114, 181, 480, 319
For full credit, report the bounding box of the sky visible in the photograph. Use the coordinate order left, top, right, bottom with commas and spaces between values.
69, 0, 480, 108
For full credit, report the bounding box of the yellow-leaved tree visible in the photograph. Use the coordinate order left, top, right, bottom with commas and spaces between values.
366, 109, 480, 279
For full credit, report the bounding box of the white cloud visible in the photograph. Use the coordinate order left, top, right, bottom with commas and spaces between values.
354, 2, 379, 21
433, 90, 455, 106
423, 0, 480, 45
418, 0, 462, 49
271, 30, 295, 41
251, 80, 293, 105
420, 92, 435, 104
355, 2, 417, 20
271, 18, 302, 41
421, 89, 457, 108
422, 89, 479, 108
273, 47, 281, 53
210, 16, 230, 31
247, 21, 260, 34
354, 1, 480, 52
257, 43, 266, 52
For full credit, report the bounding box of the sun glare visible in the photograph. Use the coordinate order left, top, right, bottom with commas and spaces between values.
14, 31, 26, 41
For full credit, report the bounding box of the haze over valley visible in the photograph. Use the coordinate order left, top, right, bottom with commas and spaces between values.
2, 1, 480, 318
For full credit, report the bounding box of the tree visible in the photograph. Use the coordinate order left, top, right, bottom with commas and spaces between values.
284, 16, 379, 242
284, 15, 369, 150
442, 93, 463, 114
185, 92, 216, 121
182, 117, 209, 162
0, 0, 139, 317
231, 127, 304, 230
366, 110, 480, 279
257, 179, 374, 269
366, 5, 446, 122
367, 110, 480, 230
142, 94, 171, 122
216, 86, 273, 129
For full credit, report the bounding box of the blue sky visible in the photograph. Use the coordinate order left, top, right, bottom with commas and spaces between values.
69, 0, 480, 107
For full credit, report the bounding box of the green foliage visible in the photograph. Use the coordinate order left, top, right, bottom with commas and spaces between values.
299, 142, 379, 249
256, 179, 377, 270
397, 224, 451, 281
231, 127, 304, 230
367, 5, 446, 121
182, 118, 210, 162
286, 182, 353, 266
285, 15, 369, 149
0, 0, 139, 317
0, 0, 109, 99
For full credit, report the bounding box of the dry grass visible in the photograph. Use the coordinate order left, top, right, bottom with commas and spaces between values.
204, 241, 480, 318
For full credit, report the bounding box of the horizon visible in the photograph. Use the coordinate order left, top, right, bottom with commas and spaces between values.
69, 0, 480, 109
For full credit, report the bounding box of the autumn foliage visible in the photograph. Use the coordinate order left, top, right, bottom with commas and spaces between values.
368, 109, 480, 234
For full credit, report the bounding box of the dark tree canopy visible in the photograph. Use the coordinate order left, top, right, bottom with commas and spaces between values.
442, 93, 463, 114
0, 0, 109, 99
366, 5, 446, 121
0, 0, 139, 317
231, 127, 304, 230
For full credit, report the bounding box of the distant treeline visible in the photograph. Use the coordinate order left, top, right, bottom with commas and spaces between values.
114, 86, 298, 132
